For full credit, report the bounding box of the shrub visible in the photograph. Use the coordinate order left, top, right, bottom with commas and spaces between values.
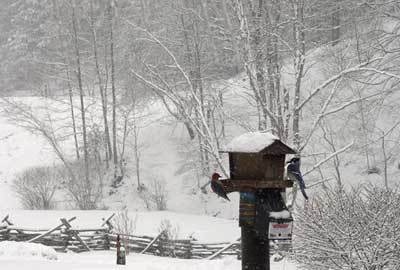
157, 219, 180, 257
294, 185, 400, 270
113, 209, 137, 254
59, 158, 104, 210
12, 166, 59, 209
139, 176, 168, 210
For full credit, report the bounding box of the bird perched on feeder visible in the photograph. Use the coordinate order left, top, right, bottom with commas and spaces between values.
210, 172, 230, 201
286, 157, 309, 201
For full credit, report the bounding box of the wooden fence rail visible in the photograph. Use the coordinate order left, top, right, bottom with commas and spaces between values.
0, 215, 290, 259
0, 227, 241, 258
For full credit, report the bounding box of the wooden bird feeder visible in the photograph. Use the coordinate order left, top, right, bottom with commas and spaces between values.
220, 132, 295, 191
219, 132, 295, 226
218, 132, 296, 270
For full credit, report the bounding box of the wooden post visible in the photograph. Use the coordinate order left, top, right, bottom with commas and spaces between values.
60, 218, 91, 252
140, 230, 164, 254
101, 213, 115, 251
1, 215, 13, 226
28, 217, 76, 243
206, 237, 241, 260
101, 213, 115, 231
242, 227, 269, 270
2, 215, 24, 234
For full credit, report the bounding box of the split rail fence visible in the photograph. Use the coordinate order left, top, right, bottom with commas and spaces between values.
0, 214, 288, 259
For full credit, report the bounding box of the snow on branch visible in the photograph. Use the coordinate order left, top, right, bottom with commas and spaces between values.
0, 133, 13, 141
303, 142, 354, 177
307, 178, 334, 189
299, 88, 390, 151
125, 20, 195, 100
354, 120, 400, 151
299, 79, 341, 151
296, 57, 383, 112
357, 67, 400, 80
125, 20, 229, 177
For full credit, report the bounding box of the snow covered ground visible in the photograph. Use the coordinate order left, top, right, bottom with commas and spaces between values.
0, 210, 298, 269
0, 242, 297, 270
0, 249, 297, 270
0, 241, 58, 260
0, 111, 56, 210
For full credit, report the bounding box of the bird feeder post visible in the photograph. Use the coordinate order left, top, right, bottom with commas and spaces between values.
218, 132, 296, 270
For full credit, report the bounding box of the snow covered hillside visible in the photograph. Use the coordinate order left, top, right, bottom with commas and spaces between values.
0, 110, 56, 209
0, 96, 240, 217
2, 41, 400, 214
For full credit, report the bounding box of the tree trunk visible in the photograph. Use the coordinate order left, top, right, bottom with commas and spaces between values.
331, 1, 341, 46
291, 0, 306, 151
139, 0, 147, 26
254, 0, 268, 131
50, 0, 80, 160
89, 0, 111, 168
66, 68, 80, 160
109, 1, 118, 179
72, 2, 90, 185
221, 0, 241, 74
133, 115, 141, 188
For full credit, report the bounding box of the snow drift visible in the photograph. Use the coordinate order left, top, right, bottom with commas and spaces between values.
0, 241, 58, 260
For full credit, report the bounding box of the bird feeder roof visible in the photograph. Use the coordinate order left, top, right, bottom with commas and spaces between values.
220, 132, 296, 155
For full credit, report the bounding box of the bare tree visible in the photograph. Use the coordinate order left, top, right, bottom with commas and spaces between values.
157, 219, 180, 257
1, 98, 101, 209
71, 1, 90, 189
108, 0, 119, 180
138, 176, 168, 211
128, 22, 229, 177
50, 0, 81, 160
88, 0, 112, 167
60, 158, 102, 210
113, 209, 137, 254
12, 166, 59, 209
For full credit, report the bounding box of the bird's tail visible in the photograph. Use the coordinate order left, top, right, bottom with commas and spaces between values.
222, 194, 230, 201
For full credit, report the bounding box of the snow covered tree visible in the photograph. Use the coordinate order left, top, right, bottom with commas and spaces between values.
295, 185, 400, 270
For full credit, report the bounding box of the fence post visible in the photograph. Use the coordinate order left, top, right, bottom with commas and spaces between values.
104, 232, 111, 250
186, 237, 193, 259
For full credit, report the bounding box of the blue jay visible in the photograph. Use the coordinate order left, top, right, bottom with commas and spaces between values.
286, 157, 309, 201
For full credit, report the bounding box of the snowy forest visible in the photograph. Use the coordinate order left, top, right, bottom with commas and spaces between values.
1, 0, 400, 269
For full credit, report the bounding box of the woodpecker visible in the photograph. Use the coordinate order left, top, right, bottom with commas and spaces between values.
210, 172, 230, 201
286, 157, 309, 201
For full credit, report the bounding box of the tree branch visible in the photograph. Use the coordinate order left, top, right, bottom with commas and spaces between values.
303, 142, 354, 177
296, 58, 383, 112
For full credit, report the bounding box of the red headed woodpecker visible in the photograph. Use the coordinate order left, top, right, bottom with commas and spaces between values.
210, 172, 230, 201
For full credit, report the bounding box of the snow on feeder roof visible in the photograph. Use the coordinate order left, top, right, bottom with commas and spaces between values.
269, 210, 292, 220
221, 132, 296, 155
